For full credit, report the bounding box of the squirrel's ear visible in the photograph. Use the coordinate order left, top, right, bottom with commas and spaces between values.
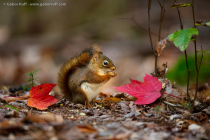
92, 53, 99, 63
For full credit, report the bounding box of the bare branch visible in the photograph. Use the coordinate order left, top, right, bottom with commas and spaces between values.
198, 46, 203, 70
175, 0, 191, 102
158, 0, 165, 41
191, 0, 199, 112
148, 0, 155, 55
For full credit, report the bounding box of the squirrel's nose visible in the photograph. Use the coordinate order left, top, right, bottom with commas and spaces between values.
111, 66, 116, 71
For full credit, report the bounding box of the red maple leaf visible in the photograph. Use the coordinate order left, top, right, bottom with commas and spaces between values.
27, 83, 59, 110
114, 74, 162, 105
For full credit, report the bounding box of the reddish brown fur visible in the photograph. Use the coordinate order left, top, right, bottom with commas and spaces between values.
58, 45, 116, 104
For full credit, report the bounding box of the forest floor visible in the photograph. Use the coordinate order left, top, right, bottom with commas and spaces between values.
0, 85, 210, 140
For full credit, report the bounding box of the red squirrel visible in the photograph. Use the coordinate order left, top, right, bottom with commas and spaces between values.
58, 45, 117, 104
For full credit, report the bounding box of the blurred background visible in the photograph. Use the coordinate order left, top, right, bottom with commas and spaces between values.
0, 0, 210, 93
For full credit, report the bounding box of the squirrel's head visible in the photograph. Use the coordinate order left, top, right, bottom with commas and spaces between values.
90, 52, 117, 77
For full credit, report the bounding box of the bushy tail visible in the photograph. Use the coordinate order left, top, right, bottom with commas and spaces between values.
57, 45, 101, 100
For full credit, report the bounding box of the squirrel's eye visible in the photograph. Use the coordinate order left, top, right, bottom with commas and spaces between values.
103, 60, 109, 66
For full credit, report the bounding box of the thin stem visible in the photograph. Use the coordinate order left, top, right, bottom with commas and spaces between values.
32, 75, 33, 87
155, 55, 158, 72
154, 0, 165, 74
148, 0, 155, 55
192, 0, 196, 28
192, 45, 203, 111
175, 0, 191, 102
192, 39, 198, 109
198, 46, 203, 70
128, 16, 161, 39
184, 51, 191, 102
158, 0, 165, 41
176, 7, 183, 29
120, 16, 176, 49
174, 0, 183, 29
163, 92, 181, 100
191, 0, 201, 112
148, 0, 159, 73
158, 7, 163, 41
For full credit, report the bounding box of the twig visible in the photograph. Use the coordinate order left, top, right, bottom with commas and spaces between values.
148, 0, 157, 73
191, 0, 202, 112
156, 0, 165, 75
158, 0, 165, 42
184, 51, 191, 102
176, 4, 183, 29
148, 0, 155, 55
163, 92, 181, 100
148, 0, 165, 74
198, 46, 203, 69
119, 17, 161, 38
163, 101, 183, 107
120, 16, 177, 50
175, 0, 191, 102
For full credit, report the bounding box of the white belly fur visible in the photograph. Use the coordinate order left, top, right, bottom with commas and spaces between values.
81, 82, 106, 102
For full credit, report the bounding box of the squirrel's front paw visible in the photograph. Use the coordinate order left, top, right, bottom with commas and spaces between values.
108, 72, 117, 77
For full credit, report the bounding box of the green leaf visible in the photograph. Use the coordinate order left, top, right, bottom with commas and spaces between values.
25, 69, 40, 76
168, 34, 174, 41
195, 23, 201, 26
167, 28, 198, 51
171, 3, 192, 8
195, 22, 210, 27
205, 22, 210, 27
6, 105, 19, 112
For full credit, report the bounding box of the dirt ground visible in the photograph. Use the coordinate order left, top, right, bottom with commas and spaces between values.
0, 86, 210, 140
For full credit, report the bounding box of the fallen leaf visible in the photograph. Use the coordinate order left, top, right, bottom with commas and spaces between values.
124, 112, 141, 118
114, 74, 162, 105
192, 112, 208, 124
21, 115, 46, 124
27, 83, 59, 110
125, 95, 137, 101
2, 94, 30, 103
176, 120, 189, 129
77, 124, 97, 133
188, 124, 201, 130
185, 120, 199, 125
0, 121, 24, 135
115, 133, 131, 139
39, 113, 64, 123
117, 102, 130, 113
98, 92, 109, 98
111, 92, 128, 99
5, 110, 24, 118
93, 100, 105, 104
104, 97, 122, 103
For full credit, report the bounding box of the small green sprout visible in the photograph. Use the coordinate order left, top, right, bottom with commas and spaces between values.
25, 69, 40, 88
